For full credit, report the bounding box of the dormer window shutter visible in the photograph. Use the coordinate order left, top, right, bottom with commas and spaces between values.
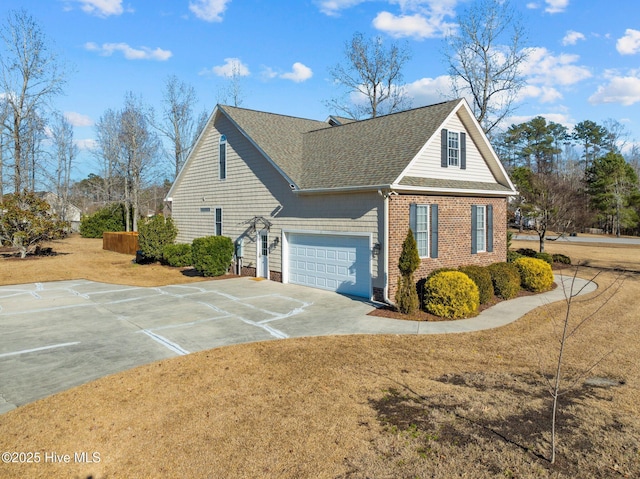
460, 132, 467, 170
441, 129, 448, 168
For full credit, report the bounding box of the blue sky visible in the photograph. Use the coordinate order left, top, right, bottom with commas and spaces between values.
2, 0, 640, 181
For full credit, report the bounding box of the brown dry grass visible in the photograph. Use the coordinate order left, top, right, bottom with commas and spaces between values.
0, 235, 639, 478
0, 235, 211, 287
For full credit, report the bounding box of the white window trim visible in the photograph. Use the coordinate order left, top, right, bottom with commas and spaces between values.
415, 204, 430, 258
475, 205, 486, 253
448, 130, 460, 168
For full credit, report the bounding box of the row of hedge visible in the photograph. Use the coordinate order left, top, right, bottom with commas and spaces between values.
137, 215, 234, 277
418, 256, 556, 320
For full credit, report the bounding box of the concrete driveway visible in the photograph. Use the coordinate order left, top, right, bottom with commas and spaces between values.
0, 275, 595, 414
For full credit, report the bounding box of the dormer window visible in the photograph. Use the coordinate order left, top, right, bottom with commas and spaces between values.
448, 131, 459, 167
440, 128, 467, 169
219, 135, 227, 180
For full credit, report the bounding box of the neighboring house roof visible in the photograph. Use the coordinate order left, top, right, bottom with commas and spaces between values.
169, 99, 516, 198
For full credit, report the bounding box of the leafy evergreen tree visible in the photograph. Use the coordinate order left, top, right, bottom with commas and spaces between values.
395, 229, 420, 314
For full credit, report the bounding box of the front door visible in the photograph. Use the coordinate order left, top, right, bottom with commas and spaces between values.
258, 231, 269, 278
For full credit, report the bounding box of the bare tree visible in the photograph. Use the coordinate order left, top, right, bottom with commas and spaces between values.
94, 108, 123, 203
49, 111, 76, 226
327, 32, 411, 119
544, 267, 626, 464
444, 0, 528, 134
119, 92, 160, 231
156, 75, 207, 180
0, 9, 66, 193
216, 61, 246, 108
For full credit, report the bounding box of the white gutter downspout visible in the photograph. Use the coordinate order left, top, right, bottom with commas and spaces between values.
381, 189, 395, 306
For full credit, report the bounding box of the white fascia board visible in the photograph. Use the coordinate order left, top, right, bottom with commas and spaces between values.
390, 184, 518, 197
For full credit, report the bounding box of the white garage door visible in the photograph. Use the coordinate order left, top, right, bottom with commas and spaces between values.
287, 233, 371, 298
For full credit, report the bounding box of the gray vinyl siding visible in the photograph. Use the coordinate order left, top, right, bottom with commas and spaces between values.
404, 112, 496, 184
170, 113, 384, 290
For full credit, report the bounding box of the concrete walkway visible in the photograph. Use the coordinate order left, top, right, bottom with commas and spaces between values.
0, 274, 596, 414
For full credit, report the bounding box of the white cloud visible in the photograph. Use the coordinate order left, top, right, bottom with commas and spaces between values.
74, 0, 124, 17
280, 62, 313, 82
521, 47, 591, 87
189, 0, 231, 22
75, 139, 98, 150
562, 30, 585, 46
315, 0, 366, 16
526, 0, 569, 13
85, 42, 172, 61
544, 0, 569, 13
616, 29, 640, 55
518, 84, 563, 103
373, 12, 434, 39
260, 63, 313, 82
508, 112, 573, 129
372, 1, 457, 39
405, 75, 454, 106
207, 58, 250, 77
64, 112, 94, 127
589, 75, 640, 106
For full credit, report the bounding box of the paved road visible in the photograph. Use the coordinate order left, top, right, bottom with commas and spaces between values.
514, 234, 640, 245
0, 275, 595, 414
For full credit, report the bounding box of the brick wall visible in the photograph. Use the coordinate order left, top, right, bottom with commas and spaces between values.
388, 194, 507, 300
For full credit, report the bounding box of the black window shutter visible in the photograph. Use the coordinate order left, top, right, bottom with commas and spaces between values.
441, 129, 448, 168
471, 205, 478, 255
460, 132, 467, 170
430, 204, 439, 259
487, 204, 493, 252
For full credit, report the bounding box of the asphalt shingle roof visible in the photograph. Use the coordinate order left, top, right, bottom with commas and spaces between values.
220, 100, 484, 191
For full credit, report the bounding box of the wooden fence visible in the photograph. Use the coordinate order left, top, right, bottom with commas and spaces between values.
103, 232, 139, 255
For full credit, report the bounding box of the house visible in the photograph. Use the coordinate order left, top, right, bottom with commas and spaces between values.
37, 192, 82, 233
165, 99, 517, 302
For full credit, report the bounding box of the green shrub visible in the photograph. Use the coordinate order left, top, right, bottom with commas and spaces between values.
553, 253, 572, 265
423, 271, 479, 319
162, 243, 192, 267
138, 215, 178, 262
459, 265, 494, 304
191, 236, 234, 277
514, 257, 554, 292
395, 275, 419, 315
488, 262, 521, 300
515, 248, 537, 258
395, 229, 421, 314
507, 250, 523, 263
79, 203, 127, 238
535, 252, 553, 265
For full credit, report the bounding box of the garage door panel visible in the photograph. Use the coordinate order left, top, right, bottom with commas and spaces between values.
287, 233, 370, 298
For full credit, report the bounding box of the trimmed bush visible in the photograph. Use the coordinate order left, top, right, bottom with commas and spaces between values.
459, 265, 494, 304
553, 253, 572, 265
138, 215, 178, 262
423, 271, 479, 319
515, 248, 538, 258
507, 250, 523, 263
535, 252, 553, 265
488, 262, 521, 300
514, 257, 554, 292
191, 236, 234, 277
162, 243, 192, 267
80, 203, 127, 238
